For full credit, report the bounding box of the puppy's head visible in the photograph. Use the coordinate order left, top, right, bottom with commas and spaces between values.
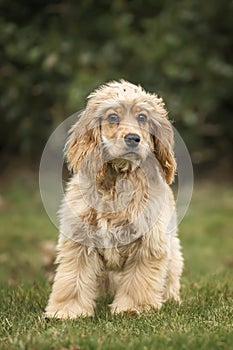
65, 80, 176, 184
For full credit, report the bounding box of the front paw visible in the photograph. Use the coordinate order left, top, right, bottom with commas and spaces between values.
110, 300, 162, 315
45, 301, 94, 319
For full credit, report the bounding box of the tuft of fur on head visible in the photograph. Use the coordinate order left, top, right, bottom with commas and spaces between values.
65, 80, 176, 184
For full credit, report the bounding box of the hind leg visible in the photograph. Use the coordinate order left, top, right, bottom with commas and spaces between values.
164, 236, 183, 303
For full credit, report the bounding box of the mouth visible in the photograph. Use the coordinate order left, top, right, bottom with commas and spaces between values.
120, 151, 140, 160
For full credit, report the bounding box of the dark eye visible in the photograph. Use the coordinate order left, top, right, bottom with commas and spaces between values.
108, 113, 120, 124
137, 114, 147, 124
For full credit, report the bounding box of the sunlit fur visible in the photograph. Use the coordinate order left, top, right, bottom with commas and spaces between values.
45, 80, 183, 319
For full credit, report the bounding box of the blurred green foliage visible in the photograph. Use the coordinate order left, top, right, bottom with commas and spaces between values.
0, 0, 232, 169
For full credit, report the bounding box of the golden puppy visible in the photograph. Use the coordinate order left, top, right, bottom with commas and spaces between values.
45, 80, 183, 318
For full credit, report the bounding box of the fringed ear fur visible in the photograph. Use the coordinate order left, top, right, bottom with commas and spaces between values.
150, 116, 176, 185
65, 112, 102, 174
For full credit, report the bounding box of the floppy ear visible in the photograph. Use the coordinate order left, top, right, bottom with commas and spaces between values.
150, 115, 176, 185
65, 111, 102, 174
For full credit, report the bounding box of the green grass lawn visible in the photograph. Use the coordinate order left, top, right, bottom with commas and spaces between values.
0, 172, 233, 350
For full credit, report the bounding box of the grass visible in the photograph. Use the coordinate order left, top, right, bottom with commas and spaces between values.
0, 171, 233, 350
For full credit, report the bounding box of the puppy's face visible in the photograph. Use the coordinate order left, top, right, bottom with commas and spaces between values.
101, 102, 152, 164
65, 80, 176, 184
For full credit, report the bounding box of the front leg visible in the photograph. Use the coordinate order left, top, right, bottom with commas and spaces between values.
45, 239, 103, 319
110, 249, 169, 314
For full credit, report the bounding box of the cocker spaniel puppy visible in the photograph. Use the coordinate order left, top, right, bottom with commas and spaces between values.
45, 80, 183, 319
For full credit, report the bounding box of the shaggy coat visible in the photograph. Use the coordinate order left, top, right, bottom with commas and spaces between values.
45, 80, 183, 318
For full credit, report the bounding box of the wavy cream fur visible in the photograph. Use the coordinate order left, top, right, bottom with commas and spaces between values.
45, 80, 183, 319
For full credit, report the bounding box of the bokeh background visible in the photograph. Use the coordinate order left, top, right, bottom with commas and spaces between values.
1, 0, 232, 177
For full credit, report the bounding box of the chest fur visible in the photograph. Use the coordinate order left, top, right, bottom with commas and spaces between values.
98, 243, 138, 271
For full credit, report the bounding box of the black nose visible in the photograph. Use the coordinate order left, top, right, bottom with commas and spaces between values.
124, 133, 140, 148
